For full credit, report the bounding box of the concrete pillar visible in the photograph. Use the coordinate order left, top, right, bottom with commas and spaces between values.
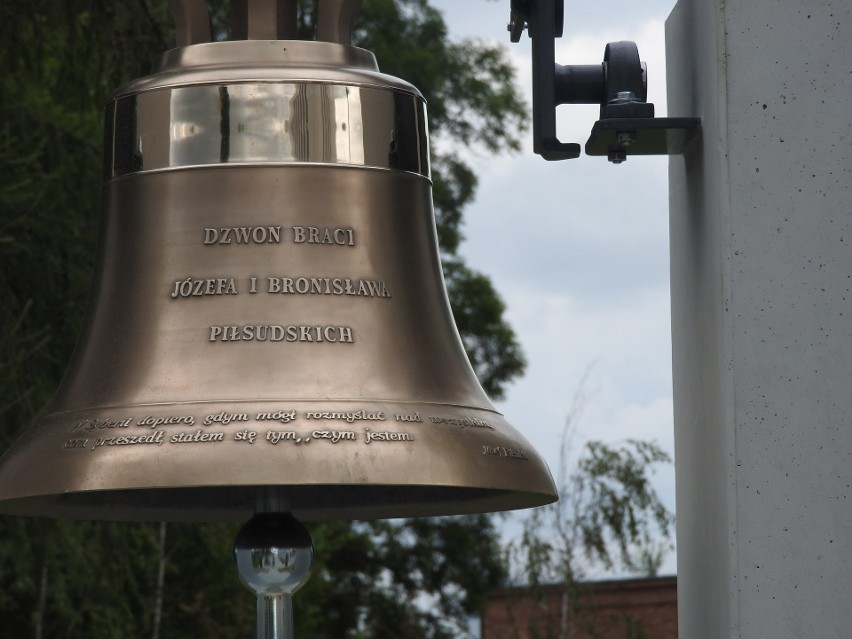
666, 1, 852, 637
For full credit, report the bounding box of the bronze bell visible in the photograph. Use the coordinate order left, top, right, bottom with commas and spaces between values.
0, 0, 556, 523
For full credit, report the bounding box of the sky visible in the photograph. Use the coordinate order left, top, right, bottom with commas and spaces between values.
426, 0, 680, 576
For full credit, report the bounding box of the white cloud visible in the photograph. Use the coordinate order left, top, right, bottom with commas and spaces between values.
429, 0, 679, 576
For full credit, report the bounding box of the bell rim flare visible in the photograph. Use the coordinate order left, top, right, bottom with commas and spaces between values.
0, 396, 557, 521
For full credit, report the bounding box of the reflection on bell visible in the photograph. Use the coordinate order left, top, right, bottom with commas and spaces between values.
0, 27, 556, 522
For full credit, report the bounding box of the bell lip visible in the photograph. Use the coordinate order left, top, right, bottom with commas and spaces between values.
113, 39, 423, 100
0, 484, 559, 523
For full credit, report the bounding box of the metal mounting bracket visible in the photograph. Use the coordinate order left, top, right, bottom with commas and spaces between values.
509, 0, 700, 162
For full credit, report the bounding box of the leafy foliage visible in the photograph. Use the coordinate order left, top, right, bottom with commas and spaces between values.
444, 259, 526, 397
575, 440, 672, 571
0, 1, 525, 637
509, 440, 672, 585
299, 517, 504, 639
504, 384, 674, 639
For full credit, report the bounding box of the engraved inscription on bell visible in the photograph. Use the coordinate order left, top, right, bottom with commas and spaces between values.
177, 214, 388, 349
207, 325, 355, 343
265, 277, 390, 298
60, 407, 520, 457
202, 225, 356, 246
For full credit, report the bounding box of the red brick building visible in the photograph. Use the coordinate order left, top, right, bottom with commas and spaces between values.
481, 576, 677, 639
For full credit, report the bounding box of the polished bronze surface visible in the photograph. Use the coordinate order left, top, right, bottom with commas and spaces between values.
108, 82, 428, 177
0, 34, 556, 522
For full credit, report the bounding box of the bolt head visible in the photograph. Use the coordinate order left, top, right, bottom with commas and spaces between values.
608, 149, 628, 164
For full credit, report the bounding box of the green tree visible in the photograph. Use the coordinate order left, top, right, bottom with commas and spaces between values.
0, 1, 523, 637
504, 385, 674, 639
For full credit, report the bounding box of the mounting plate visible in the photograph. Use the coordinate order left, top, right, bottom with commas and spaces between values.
585, 117, 702, 162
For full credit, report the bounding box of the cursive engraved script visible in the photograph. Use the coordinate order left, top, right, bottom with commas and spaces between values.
305, 410, 385, 423
71, 417, 132, 432
365, 429, 414, 443
482, 445, 528, 460
428, 415, 492, 429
